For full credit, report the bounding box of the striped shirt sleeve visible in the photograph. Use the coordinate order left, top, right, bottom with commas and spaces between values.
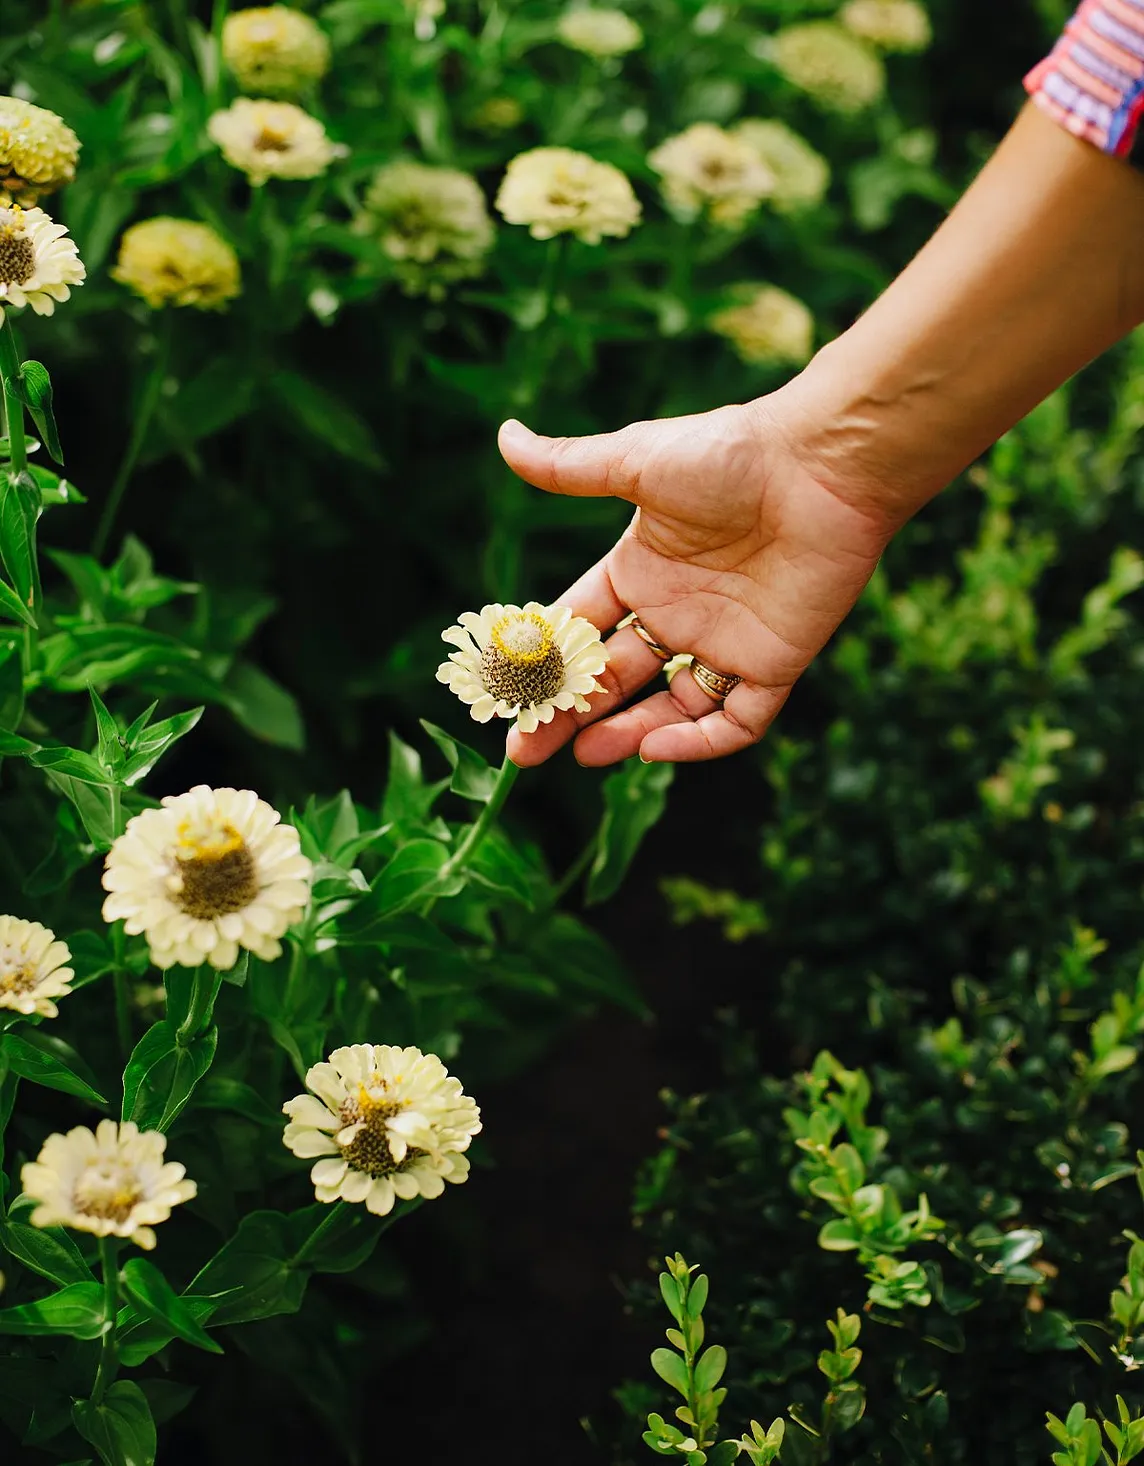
1024, 0, 1144, 163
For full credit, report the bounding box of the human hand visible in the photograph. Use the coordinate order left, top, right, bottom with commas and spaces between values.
497, 394, 895, 766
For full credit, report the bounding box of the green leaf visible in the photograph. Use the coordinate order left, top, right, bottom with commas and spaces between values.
659, 1271, 684, 1324
586, 759, 674, 905
222, 661, 305, 750
17, 361, 64, 464
116, 1294, 226, 1368
2, 1032, 108, 1105
0, 468, 39, 615
119, 1258, 222, 1354
90, 689, 124, 774
466, 827, 536, 907
817, 1218, 861, 1251
120, 707, 203, 785
267, 369, 385, 471
0, 575, 36, 628
0, 1281, 107, 1338
383, 731, 447, 825
339, 839, 452, 937
650, 1346, 691, 1399
694, 1344, 727, 1393
73, 1380, 156, 1466
420, 720, 497, 802
187, 1210, 306, 1327
122, 1019, 218, 1131
1, 1213, 96, 1287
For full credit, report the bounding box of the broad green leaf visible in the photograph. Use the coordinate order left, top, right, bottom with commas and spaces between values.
817, 1218, 861, 1251
338, 839, 452, 936
420, 719, 497, 802
222, 661, 305, 750
119, 1258, 222, 1354
1, 1213, 96, 1287
0, 575, 35, 628
467, 827, 537, 907
187, 1210, 307, 1327
650, 1346, 691, 1399
2, 1032, 108, 1105
122, 1020, 218, 1131
0, 468, 39, 614
0, 1281, 107, 1338
267, 369, 385, 470
694, 1344, 727, 1393
586, 759, 674, 905
73, 1380, 156, 1466
17, 361, 64, 464
30, 745, 110, 785
117, 1293, 225, 1368
120, 707, 203, 785
383, 731, 447, 825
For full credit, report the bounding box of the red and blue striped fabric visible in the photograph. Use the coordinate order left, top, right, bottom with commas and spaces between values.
1025, 0, 1144, 162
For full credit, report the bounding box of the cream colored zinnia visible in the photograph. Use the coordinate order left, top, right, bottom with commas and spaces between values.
769, 22, 885, 112
471, 96, 525, 133
0, 97, 80, 206
710, 283, 814, 366
101, 785, 313, 970
648, 122, 774, 228
113, 217, 241, 310
222, 6, 331, 94
733, 120, 830, 214
437, 601, 609, 734
0, 203, 85, 319
557, 6, 643, 57
207, 98, 346, 185
283, 1044, 481, 1216
358, 161, 494, 297
839, 0, 931, 52
21, 1120, 196, 1250
496, 147, 641, 243
0, 918, 73, 1019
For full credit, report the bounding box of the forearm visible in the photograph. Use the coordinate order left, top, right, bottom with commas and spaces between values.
778, 103, 1144, 530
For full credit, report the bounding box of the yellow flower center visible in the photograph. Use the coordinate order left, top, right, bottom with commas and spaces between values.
169, 818, 260, 919
0, 208, 34, 286
480, 611, 567, 707
74, 1163, 143, 1224
0, 962, 39, 996
254, 126, 291, 153
339, 1078, 418, 1178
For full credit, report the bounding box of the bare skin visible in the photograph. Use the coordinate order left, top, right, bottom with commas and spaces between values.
498, 104, 1144, 767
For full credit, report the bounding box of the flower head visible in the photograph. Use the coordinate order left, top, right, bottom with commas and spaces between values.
101, 785, 313, 970
839, 0, 931, 52
557, 7, 643, 57
0, 97, 80, 206
21, 1120, 196, 1250
471, 96, 525, 133
0, 203, 85, 320
207, 98, 346, 185
283, 1044, 481, 1216
733, 119, 830, 214
496, 147, 641, 243
357, 161, 494, 297
648, 122, 774, 228
709, 283, 814, 366
222, 6, 331, 94
437, 601, 609, 733
768, 22, 885, 112
0, 918, 73, 1019
113, 217, 241, 310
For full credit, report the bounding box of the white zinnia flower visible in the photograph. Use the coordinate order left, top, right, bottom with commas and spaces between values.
436, 601, 609, 734
0, 203, 85, 319
768, 22, 886, 112
357, 160, 494, 297
709, 283, 814, 366
222, 6, 331, 95
21, 1120, 196, 1250
648, 122, 775, 228
101, 785, 313, 970
495, 147, 641, 243
0, 96, 81, 206
732, 119, 830, 214
557, 7, 643, 57
0, 917, 73, 1019
839, 0, 931, 53
282, 1043, 481, 1216
207, 98, 346, 185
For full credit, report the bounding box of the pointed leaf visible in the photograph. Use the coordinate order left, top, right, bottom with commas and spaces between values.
73, 1380, 156, 1466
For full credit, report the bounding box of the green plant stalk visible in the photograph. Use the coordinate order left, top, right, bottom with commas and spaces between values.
440, 754, 520, 881
175, 964, 222, 1043
550, 829, 600, 906
92, 309, 173, 558
0, 316, 27, 476
111, 923, 132, 1062
91, 1237, 121, 1405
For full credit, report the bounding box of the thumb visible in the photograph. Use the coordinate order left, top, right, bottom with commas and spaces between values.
498, 418, 645, 501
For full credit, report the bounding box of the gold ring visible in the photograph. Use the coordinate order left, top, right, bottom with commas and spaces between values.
689, 659, 742, 701
629, 615, 674, 662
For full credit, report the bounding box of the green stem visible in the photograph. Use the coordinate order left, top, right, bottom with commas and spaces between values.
111, 924, 132, 1062
175, 964, 222, 1043
440, 755, 520, 882
289, 1200, 348, 1268
92, 1237, 121, 1405
550, 830, 599, 906
92, 311, 173, 558
0, 317, 27, 476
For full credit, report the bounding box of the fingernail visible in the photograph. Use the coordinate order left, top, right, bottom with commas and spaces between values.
638, 752, 652, 764
500, 418, 532, 443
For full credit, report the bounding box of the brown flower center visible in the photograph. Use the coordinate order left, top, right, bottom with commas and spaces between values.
171, 820, 260, 919
254, 127, 291, 152
479, 612, 566, 707
339, 1083, 422, 1178
0, 211, 35, 286
0, 963, 40, 996
74, 1164, 143, 1223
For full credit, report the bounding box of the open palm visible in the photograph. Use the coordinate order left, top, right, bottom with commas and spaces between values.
498, 398, 894, 764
